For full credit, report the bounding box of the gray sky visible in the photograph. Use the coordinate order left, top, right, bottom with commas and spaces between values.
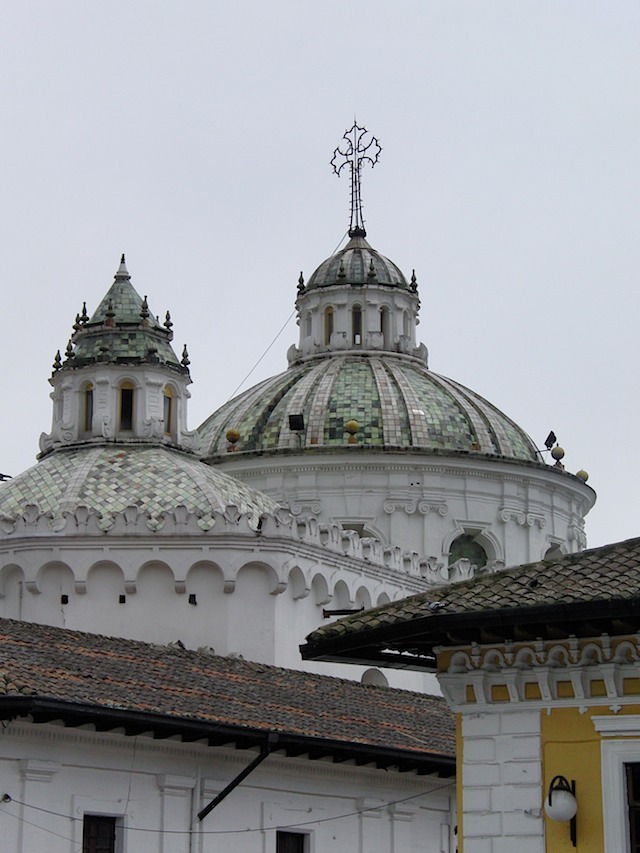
1, 1, 638, 550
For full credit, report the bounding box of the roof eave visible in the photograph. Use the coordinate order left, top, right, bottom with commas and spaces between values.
300, 596, 640, 669
0, 696, 455, 776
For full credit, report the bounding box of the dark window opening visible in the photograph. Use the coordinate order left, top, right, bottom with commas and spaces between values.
163, 393, 173, 435
324, 307, 334, 345
449, 534, 488, 569
352, 306, 362, 345
84, 387, 94, 432
276, 831, 306, 853
627, 764, 640, 852
120, 388, 133, 431
83, 815, 116, 853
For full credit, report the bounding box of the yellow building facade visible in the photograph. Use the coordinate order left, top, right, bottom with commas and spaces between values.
302, 536, 640, 853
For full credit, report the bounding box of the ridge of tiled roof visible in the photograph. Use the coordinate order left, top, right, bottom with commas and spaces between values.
301, 536, 640, 663
0, 619, 454, 771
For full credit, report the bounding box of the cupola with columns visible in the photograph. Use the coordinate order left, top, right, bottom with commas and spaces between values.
39, 256, 199, 456
288, 231, 427, 365
287, 124, 427, 366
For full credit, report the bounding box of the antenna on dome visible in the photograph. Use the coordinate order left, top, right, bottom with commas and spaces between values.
331, 121, 381, 238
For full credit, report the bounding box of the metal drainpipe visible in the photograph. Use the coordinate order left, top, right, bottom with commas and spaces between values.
189, 765, 202, 853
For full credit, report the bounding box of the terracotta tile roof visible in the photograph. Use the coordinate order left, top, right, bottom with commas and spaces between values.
301, 537, 640, 667
0, 619, 454, 773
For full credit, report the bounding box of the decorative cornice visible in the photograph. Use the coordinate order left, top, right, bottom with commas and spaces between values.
498, 507, 546, 528
438, 634, 640, 711
2, 720, 441, 789
0, 506, 437, 593
384, 499, 448, 517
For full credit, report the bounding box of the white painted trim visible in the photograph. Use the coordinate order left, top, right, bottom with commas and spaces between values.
599, 735, 640, 853
593, 715, 640, 735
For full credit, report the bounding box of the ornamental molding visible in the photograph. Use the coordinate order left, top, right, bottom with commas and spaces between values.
0, 506, 437, 588
4, 722, 436, 788
289, 500, 322, 517
383, 499, 448, 517
498, 506, 546, 528
438, 634, 640, 711
592, 715, 640, 735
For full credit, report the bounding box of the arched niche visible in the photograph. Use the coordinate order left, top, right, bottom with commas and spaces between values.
355, 586, 372, 610
287, 566, 308, 601
361, 668, 389, 687
332, 579, 351, 609
136, 561, 176, 594
376, 592, 391, 606
228, 562, 277, 663
0, 565, 25, 620
86, 561, 126, 599
186, 562, 225, 601
38, 561, 75, 596
311, 573, 330, 606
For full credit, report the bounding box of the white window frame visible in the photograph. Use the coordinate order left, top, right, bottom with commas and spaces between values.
593, 715, 640, 853
72, 796, 128, 853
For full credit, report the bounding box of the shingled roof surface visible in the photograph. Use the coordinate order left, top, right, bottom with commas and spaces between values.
0, 618, 454, 767
302, 537, 640, 661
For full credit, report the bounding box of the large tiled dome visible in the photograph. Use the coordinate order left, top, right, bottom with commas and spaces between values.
0, 445, 279, 530
198, 355, 539, 462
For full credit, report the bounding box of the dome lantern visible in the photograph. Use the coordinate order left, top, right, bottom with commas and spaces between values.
39, 257, 199, 457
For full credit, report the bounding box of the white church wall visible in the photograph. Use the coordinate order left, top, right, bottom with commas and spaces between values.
0, 722, 456, 853
217, 452, 592, 567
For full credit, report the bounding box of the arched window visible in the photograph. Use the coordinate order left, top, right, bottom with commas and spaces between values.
449, 534, 488, 569
83, 383, 94, 433
352, 305, 362, 345
163, 387, 174, 436
119, 381, 134, 431
380, 307, 390, 347
324, 306, 334, 345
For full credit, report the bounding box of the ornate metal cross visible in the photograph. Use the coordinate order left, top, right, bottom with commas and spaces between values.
331, 122, 381, 238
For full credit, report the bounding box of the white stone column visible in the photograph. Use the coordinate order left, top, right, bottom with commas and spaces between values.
461, 709, 544, 853
388, 802, 416, 852
358, 797, 388, 853
18, 759, 60, 852
157, 773, 196, 853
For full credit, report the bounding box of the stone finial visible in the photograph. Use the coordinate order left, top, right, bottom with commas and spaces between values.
297, 272, 305, 292
115, 254, 130, 279
337, 260, 346, 280
410, 270, 418, 292
140, 295, 150, 321
105, 302, 115, 327
367, 259, 376, 279
52, 350, 62, 371
181, 344, 190, 368
164, 310, 173, 331
65, 340, 75, 360
80, 302, 89, 324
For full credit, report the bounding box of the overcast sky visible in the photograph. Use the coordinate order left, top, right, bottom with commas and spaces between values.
1, 2, 638, 550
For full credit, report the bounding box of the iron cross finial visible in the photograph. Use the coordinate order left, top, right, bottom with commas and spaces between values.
331, 122, 381, 238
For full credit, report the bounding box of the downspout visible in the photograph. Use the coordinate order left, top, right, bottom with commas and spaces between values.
198, 733, 278, 822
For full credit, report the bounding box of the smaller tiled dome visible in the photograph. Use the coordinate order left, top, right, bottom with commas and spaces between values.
0, 446, 279, 531
305, 233, 410, 291
68, 256, 185, 371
